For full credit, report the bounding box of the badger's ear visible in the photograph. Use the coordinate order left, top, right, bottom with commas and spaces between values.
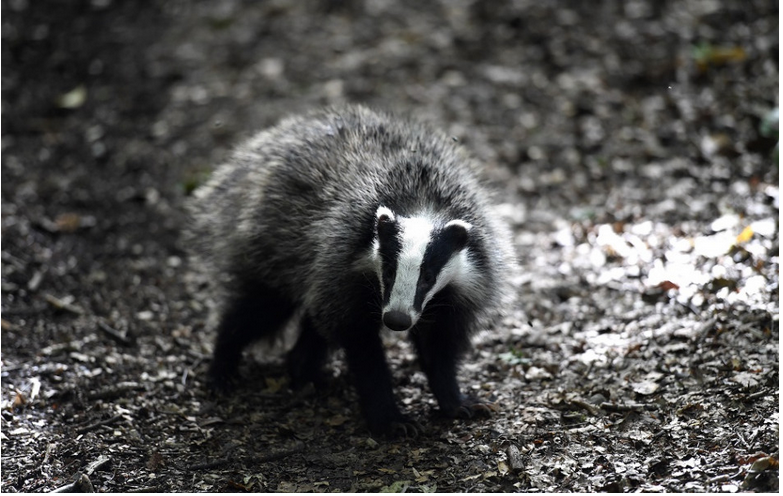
443, 219, 472, 251
376, 206, 396, 225
375, 206, 397, 239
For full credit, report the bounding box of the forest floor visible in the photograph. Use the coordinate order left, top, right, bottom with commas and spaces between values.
1, 0, 779, 492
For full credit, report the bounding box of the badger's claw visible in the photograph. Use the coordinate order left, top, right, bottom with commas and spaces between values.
389, 418, 425, 438
367, 411, 424, 439
444, 396, 499, 419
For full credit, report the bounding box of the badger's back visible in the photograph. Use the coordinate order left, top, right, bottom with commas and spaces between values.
188, 105, 514, 329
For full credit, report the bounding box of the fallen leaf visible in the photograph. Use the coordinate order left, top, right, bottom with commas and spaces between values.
380, 480, 409, 492
632, 379, 660, 396
693, 43, 746, 72
324, 414, 348, 427
263, 376, 286, 393
418, 483, 437, 493
57, 85, 87, 109
631, 372, 663, 395
736, 225, 754, 244
749, 457, 772, 472
731, 371, 759, 388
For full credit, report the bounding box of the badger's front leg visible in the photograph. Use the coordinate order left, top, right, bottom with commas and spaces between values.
410, 310, 496, 419
338, 325, 421, 437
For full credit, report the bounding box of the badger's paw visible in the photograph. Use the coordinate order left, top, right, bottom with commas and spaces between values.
206, 363, 238, 395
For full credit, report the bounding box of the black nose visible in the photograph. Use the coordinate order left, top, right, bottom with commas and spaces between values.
383, 310, 412, 331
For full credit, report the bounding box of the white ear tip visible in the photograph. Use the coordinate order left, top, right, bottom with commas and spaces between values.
445, 219, 472, 232
376, 206, 395, 221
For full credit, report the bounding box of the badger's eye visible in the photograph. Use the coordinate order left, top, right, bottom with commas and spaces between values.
382, 264, 394, 282
421, 269, 435, 286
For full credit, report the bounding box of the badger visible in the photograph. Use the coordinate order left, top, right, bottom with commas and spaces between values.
187, 105, 517, 436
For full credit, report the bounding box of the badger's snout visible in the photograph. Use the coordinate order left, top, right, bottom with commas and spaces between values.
382, 310, 412, 332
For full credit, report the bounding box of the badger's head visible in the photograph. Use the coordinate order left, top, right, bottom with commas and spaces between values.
372, 205, 476, 332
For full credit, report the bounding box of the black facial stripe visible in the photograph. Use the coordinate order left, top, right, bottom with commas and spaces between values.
377, 217, 401, 304
413, 225, 467, 311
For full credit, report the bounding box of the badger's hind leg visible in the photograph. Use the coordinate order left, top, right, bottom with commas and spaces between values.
286, 314, 330, 389
208, 282, 296, 393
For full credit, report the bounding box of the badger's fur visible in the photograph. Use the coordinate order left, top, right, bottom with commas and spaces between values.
187, 105, 517, 435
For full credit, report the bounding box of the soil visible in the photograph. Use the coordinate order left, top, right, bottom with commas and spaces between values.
1, 0, 779, 492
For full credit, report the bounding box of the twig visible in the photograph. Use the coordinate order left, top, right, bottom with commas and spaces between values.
744, 389, 768, 402
84, 455, 111, 476
600, 402, 646, 412
126, 487, 162, 493
97, 321, 133, 346
43, 294, 84, 315
86, 382, 141, 402
51, 473, 94, 493
567, 399, 600, 416
75, 414, 123, 435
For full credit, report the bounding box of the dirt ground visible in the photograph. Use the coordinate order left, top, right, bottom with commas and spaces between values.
1, 0, 779, 492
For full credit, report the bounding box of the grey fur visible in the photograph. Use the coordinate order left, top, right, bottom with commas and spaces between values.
186, 104, 517, 433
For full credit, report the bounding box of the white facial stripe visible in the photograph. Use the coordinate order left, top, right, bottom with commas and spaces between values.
377, 210, 478, 330
421, 249, 477, 309
370, 237, 381, 279
385, 215, 435, 319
